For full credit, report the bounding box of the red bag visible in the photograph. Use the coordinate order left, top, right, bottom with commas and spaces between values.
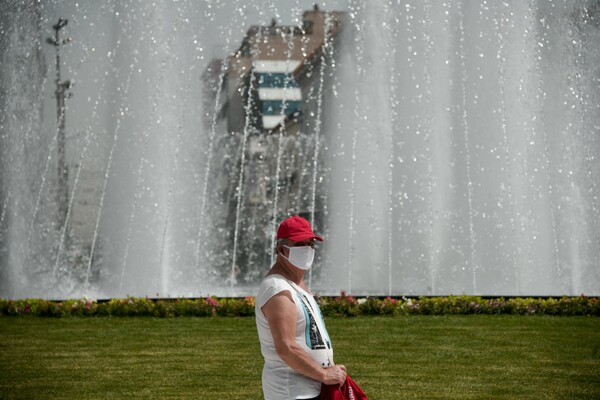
321, 375, 368, 400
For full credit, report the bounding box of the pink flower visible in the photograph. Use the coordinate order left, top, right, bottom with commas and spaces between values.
205, 297, 219, 307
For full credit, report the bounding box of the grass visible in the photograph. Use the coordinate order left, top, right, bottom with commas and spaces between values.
0, 316, 599, 399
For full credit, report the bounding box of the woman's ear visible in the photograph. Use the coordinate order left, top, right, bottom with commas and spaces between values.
277, 244, 287, 257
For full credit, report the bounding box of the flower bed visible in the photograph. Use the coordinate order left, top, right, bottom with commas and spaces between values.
0, 294, 598, 317
319, 293, 600, 317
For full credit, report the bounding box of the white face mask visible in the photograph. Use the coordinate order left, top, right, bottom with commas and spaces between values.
282, 245, 315, 270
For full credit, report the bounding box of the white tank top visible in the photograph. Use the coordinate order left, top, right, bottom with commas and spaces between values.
256, 274, 333, 400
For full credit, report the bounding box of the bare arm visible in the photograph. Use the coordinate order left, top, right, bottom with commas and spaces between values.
262, 291, 347, 385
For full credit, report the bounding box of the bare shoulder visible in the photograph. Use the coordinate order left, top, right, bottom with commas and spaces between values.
261, 290, 295, 319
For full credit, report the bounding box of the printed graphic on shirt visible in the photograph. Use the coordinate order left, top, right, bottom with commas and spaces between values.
296, 292, 331, 351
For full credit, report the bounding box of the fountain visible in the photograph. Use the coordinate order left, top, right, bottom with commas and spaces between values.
321, 0, 600, 296
0, 1, 598, 299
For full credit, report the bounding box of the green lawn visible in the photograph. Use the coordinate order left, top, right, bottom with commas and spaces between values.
1, 316, 599, 399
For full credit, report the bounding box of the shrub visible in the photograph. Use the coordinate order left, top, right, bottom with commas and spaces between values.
0, 295, 598, 318
319, 292, 360, 317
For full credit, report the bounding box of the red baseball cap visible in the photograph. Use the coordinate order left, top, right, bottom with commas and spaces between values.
277, 216, 324, 242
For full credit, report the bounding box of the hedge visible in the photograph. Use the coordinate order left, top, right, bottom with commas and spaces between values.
319, 293, 600, 317
1, 294, 598, 317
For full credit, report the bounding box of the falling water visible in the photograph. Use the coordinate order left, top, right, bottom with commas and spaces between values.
345, 4, 366, 294
51, 121, 93, 283
0, 191, 10, 229
533, 2, 563, 294
196, 57, 227, 271
493, 4, 520, 294
322, 0, 599, 296
1, 1, 599, 299
306, 12, 331, 289
231, 48, 260, 288
85, 65, 133, 291
118, 117, 150, 294
420, 0, 439, 295
269, 29, 295, 264
24, 129, 58, 265
457, 4, 479, 294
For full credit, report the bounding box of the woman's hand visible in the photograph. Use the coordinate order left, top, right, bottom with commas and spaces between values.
323, 364, 347, 386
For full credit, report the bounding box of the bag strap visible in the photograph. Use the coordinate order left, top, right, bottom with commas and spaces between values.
285, 279, 334, 366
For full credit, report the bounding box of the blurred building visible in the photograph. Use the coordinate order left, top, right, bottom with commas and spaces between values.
203, 6, 345, 285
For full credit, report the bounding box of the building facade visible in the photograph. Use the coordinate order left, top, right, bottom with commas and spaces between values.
203, 7, 345, 286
